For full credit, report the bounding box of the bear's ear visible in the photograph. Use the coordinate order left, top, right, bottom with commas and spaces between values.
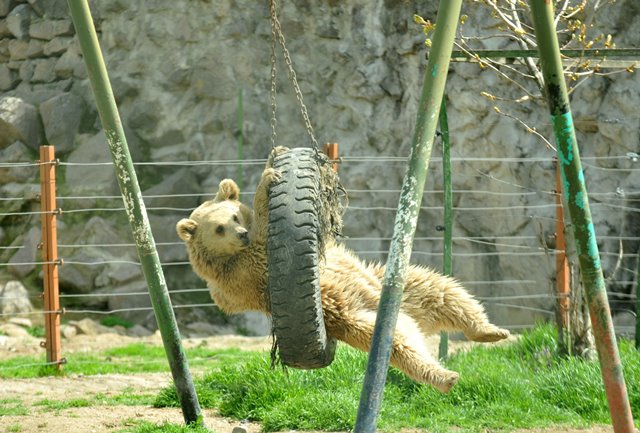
176, 218, 198, 241
214, 179, 240, 202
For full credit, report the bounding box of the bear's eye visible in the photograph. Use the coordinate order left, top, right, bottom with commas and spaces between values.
233, 215, 240, 223
215, 225, 225, 235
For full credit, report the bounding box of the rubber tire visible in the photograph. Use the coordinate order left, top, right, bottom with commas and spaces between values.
267, 147, 337, 369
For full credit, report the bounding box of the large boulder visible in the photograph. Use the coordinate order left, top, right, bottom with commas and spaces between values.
27, 0, 69, 20
6, 4, 32, 40
234, 312, 271, 336
106, 279, 154, 328
148, 214, 189, 263
39, 93, 86, 152
0, 0, 14, 17
7, 226, 41, 278
66, 317, 113, 336
58, 216, 139, 294
142, 168, 199, 210
65, 131, 118, 194
95, 264, 142, 289
0, 182, 39, 226
54, 43, 85, 79
29, 19, 74, 40
0, 280, 33, 315
58, 250, 101, 294
0, 141, 36, 184
0, 63, 18, 91
0, 96, 44, 150
31, 58, 58, 83
43, 36, 72, 56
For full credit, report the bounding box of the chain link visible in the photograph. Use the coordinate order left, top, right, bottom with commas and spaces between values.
268, 0, 319, 149
269, 0, 278, 149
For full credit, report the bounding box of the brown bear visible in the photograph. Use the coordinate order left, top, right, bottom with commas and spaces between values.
176, 157, 510, 393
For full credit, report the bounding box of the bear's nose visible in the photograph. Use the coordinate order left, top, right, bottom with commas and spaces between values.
238, 229, 249, 245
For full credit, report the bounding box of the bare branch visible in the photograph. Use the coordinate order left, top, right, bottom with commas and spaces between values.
482, 0, 537, 46
508, 1, 545, 92
453, 41, 538, 97
604, 239, 624, 282
492, 104, 557, 151
555, 0, 572, 27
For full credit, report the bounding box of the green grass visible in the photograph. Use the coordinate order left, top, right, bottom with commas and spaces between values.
101, 315, 135, 329
0, 398, 29, 416
95, 389, 158, 406
6, 423, 22, 433
154, 324, 640, 433
26, 326, 44, 339
30, 392, 157, 413
0, 343, 255, 378
12, 391, 157, 417
115, 420, 212, 433
3, 325, 639, 432
34, 398, 93, 412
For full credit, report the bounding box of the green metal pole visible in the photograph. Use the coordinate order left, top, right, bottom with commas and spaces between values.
449, 48, 640, 60
237, 88, 244, 193
66, 0, 203, 426
438, 97, 452, 361
354, 1, 462, 431
528, 2, 634, 433
636, 250, 640, 350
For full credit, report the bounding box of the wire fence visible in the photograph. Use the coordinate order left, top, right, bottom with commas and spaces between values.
1, 139, 639, 372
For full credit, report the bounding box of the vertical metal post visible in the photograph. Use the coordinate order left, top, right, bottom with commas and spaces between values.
237, 88, 244, 192
529, 2, 634, 432
39, 145, 62, 370
66, 0, 203, 426
555, 161, 571, 355
439, 97, 452, 360
636, 249, 640, 350
324, 142, 339, 172
354, 1, 462, 431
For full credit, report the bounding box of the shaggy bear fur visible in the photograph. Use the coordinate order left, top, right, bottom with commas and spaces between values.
176, 155, 510, 393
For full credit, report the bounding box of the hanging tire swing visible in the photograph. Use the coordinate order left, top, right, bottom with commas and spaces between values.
265, 0, 345, 369
267, 148, 339, 369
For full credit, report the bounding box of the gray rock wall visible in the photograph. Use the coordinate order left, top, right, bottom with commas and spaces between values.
1, 0, 638, 334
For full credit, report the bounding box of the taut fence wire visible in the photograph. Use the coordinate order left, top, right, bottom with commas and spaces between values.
1, 123, 639, 372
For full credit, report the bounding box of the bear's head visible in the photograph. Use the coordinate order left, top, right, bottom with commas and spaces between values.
176, 179, 253, 257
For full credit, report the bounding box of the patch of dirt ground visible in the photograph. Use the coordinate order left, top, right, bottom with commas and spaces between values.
0, 332, 619, 433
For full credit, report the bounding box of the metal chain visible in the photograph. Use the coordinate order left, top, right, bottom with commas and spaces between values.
269, 0, 278, 149
268, 0, 319, 149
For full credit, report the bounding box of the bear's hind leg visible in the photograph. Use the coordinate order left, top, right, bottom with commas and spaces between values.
334, 310, 459, 393
402, 266, 510, 343
464, 323, 510, 342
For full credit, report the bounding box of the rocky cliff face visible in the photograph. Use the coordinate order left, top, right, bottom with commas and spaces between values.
1, 0, 638, 333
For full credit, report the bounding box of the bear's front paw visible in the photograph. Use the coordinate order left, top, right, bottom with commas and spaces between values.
266, 146, 290, 168
271, 146, 289, 158
261, 167, 282, 184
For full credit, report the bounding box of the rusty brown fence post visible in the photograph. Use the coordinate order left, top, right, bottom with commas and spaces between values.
324, 142, 339, 172
555, 160, 571, 355
39, 145, 63, 370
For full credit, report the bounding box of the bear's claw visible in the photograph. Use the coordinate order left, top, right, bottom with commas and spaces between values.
261, 167, 282, 184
